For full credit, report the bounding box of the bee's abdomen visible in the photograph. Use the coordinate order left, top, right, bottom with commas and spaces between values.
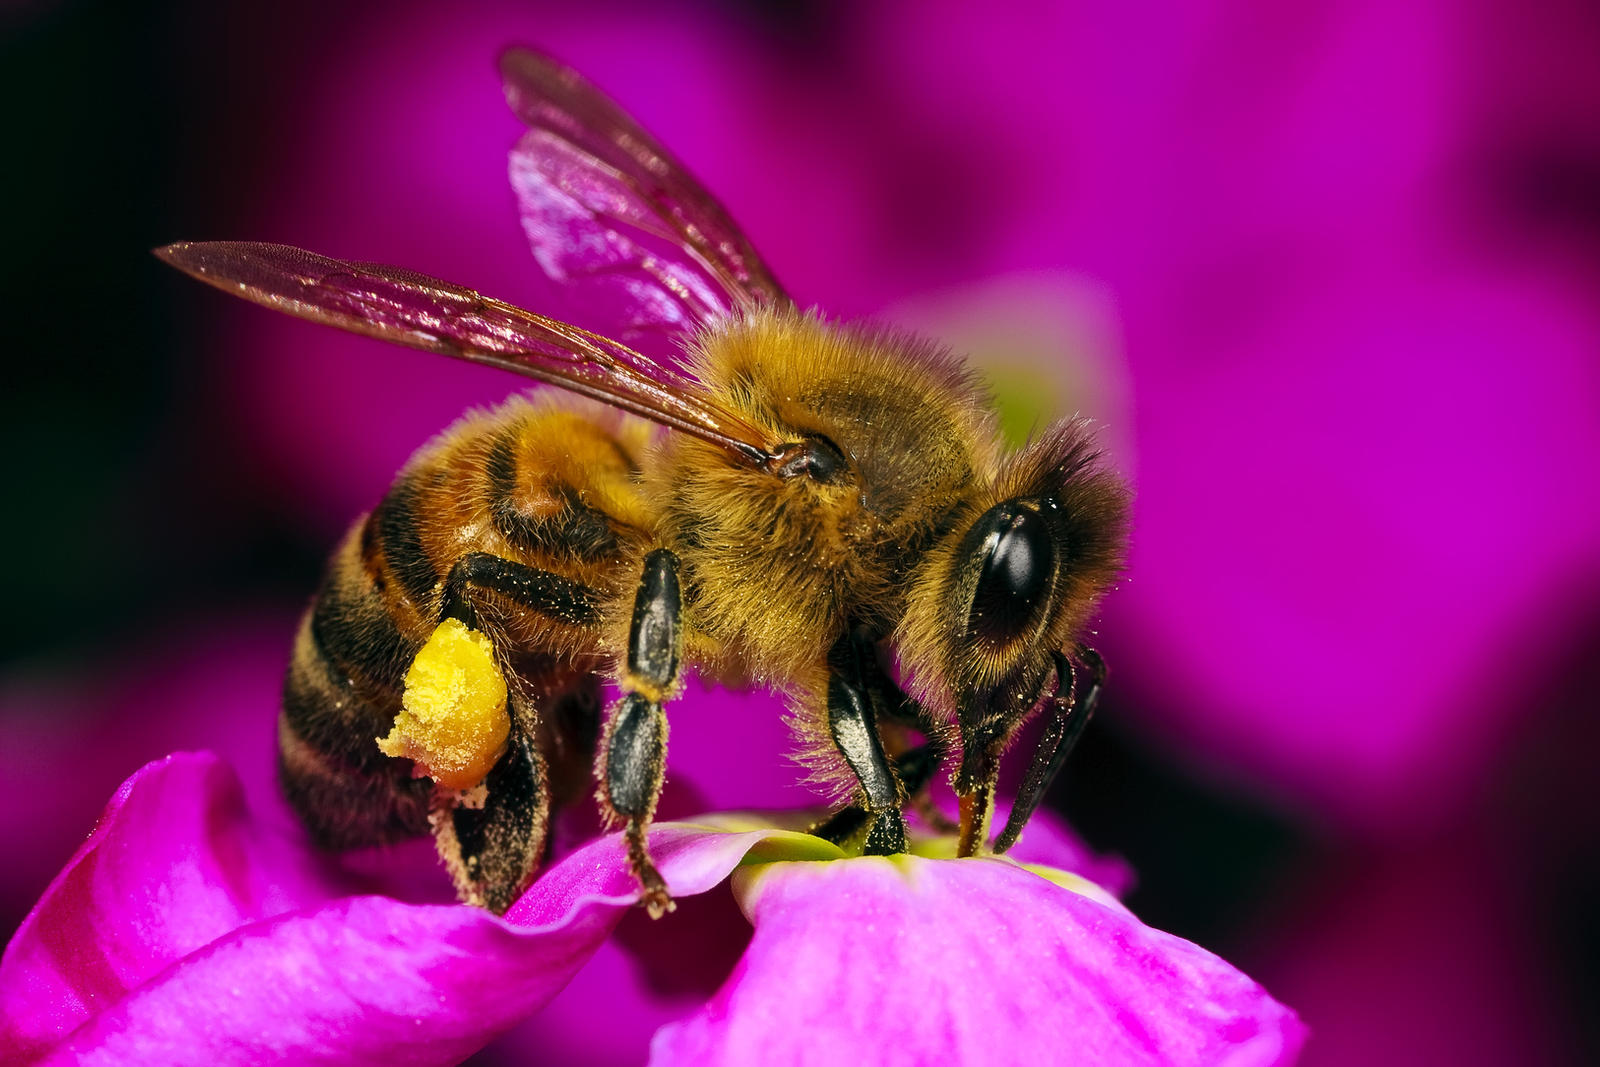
280, 519, 430, 848
278, 399, 656, 851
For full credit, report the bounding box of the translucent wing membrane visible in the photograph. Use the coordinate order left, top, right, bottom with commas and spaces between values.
154, 241, 773, 463
509, 133, 725, 343
500, 47, 786, 343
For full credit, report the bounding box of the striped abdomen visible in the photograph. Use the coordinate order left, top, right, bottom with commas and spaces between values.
278, 398, 656, 850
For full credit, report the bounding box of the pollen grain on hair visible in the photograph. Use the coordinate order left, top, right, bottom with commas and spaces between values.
378, 618, 510, 790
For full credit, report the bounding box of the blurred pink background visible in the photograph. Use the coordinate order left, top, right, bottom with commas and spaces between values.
3, 1, 1598, 1064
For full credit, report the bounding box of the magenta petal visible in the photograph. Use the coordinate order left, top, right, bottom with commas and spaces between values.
652, 857, 1304, 1067
502, 820, 812, 928
35, 895, 609, 1066
0, 751, 334, 1061
1, 753, 828, 1065
36, 827, 808, 1065
41, 829, 796, 1066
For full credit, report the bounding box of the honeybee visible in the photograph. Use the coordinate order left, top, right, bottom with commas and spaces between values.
157, 47, 1129, 917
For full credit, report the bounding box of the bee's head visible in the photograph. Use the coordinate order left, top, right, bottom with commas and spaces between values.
897, 420, 1129, 788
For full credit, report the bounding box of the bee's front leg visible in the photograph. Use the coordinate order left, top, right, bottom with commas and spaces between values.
597, 548, 681, 918
991, 648, 1104, 854
809, 745, 941, 846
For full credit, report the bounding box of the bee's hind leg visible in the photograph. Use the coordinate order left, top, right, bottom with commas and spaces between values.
597, 549, 681, 919
418, 552, 597, 913
432, 719, 547, 914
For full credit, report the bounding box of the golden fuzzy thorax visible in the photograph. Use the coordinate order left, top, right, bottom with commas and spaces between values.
651, 308, 998, 686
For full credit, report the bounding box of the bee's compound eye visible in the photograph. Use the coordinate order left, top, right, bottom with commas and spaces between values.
966, 503, 1054, 645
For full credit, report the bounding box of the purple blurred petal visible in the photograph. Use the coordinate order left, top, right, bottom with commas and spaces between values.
653, 856, 1304, 1067
1114, 271, 1600, 828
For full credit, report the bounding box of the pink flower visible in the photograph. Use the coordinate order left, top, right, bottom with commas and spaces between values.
1, 753, 1303, 1065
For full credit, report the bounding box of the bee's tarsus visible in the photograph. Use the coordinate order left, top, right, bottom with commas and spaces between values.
991, 647, 1105, 854
863, 808, 909, 856
957, 782, 996, 858
629, 820, 676, 919
811, 743, 944, 847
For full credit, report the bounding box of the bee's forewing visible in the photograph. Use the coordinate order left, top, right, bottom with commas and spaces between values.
500, 47, 786, 346
155, 241, 773, 462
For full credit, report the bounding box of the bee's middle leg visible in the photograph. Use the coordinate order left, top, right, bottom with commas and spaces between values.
812, 628, 950, 848
597, 548, 681, 918
809, 745, 939, 847
852, 630, 954, 835
821, 631, 910, 855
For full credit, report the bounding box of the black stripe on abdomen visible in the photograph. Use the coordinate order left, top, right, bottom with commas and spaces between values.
284, 610, 403, 776
373, 474, 439, 606
309, 561, 417, 694
485, 428, 620, 561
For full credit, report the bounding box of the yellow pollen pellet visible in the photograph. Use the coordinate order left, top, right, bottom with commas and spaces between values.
377, 618, 509, 791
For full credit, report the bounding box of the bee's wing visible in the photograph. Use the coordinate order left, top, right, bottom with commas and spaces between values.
155, 241, 774, 464
500, 47, 786, 346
